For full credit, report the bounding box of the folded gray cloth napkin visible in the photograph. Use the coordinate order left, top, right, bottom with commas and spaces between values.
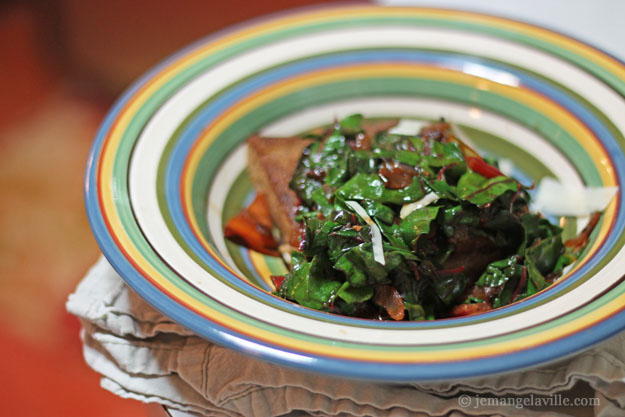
67, 257, 625, 417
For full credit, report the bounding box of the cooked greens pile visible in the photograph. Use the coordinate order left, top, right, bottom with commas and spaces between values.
275, 114, 583, 320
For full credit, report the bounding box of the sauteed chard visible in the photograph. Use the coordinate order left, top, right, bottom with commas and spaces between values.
227, 114, 599, 320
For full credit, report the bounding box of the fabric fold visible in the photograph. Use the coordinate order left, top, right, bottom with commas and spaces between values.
67, 257, 625, 417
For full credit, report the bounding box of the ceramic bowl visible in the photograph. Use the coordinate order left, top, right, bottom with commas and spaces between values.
85, 5, 625, 381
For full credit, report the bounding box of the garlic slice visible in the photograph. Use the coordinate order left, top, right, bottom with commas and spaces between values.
400, 192, 440, 219
345, 201, 385, 265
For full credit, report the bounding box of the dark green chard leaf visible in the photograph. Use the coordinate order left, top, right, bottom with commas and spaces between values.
335, 173, 425, 205
492, 273, 520, 308
321, 129, 347, 155
525, 256, 549, 295
440, 205, 462, 237
525, 235, 564, 275
301, 132, 325, 141
433, 273, 467, 305
377, 222, 410, 251
395, 150, 422, 166
390, 261, 423, 302
348, 151, 378, 176
290, 124, 356, 205
339, 113, 364, 133
372, 148, 422, 166
433, 244, 455, 267
310, 188, 334, 218
334, 243, 389, 287
326, 225, 368, 263
290, 178, 323, 207
520, 213, 563, 239
371, 148, 396, 159
404, 302, 426, 320
294, 210, 321, 222
375, 132, 417, 151
457, 172, 519, 205
476, 256, 523, 287
279, 254, 342, 310
518, 213, 563, 253
330, 227, 362, 239
335, 173, 384, 201
399, 206, 440, 248
484, 210, 525, 254
424, 178, 458, 201
361, 199, 395, 224
383, 177, 427, 204
424, 141, 465, 168
301, 218, 340, 256
336, 281, 374, 304
290, 250, 307, 268
301, 214, 369, 264
518, 213, 565, 258
325, 158, 349, 187
383, 244, 419, 262
320, 130, 349, 187
552, 252, 576, 276
309, 252, 334, 280
331, 209, 353, 225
